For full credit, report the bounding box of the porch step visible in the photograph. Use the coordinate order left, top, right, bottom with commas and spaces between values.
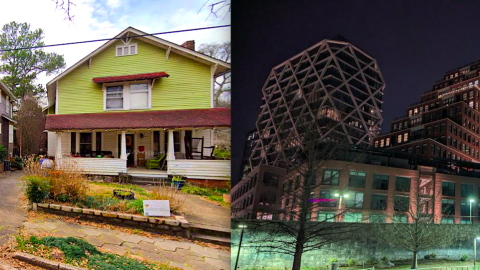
191, 232, 230, 246
190, 223, 230, 238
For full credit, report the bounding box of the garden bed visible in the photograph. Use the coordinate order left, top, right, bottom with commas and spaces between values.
49, 181, 187, 216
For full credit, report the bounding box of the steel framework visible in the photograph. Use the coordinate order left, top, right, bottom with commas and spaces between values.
248, 38, 386, 169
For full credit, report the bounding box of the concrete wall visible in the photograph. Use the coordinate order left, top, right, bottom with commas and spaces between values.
231, 223, 480, 269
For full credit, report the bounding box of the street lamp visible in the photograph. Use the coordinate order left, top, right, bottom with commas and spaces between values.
474, 237, 480, 266
470, 199, 475, 224
334, 192, 349, 210
234, 224, 247, 270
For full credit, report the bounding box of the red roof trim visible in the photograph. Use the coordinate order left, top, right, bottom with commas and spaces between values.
92, 72, 169, 84
45, 108, 230, 130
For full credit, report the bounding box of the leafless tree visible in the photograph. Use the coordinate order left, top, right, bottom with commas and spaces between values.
377, 190, 453, 269
198, 0, 231, 21
239, 115, 369, 270
16, 94, 46, 156
198, 42, 231, 107
52, 0, 76, 22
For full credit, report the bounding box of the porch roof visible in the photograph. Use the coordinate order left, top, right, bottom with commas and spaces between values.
92, 72, 169, 84
45, 108, 230, 131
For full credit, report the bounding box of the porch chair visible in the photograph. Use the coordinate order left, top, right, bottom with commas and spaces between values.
146, 154, 165, 170
185, 137, 204, 159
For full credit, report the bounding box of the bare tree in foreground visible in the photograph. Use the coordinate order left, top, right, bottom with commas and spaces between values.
198, 0, 231, 21
17, 94, 46, 155
52, 0, 76, 22
198, 42, 231, 107
241, 115, 368, 270
377, 191, 454, 269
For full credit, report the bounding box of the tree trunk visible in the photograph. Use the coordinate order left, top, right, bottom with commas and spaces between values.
411, 251, 418, 269
292, 239, 304, 270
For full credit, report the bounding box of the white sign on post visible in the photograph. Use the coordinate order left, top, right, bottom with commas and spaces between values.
143, 200, 170, 217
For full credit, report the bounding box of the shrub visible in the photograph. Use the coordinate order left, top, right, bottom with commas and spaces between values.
88, 253, 154, 270
181, 185, 210, 196
151, 184, 186, 214
424, 252, 436, 260
127, 199, 144, 214
22, 175, 51, 203
0, 145, 7, 163
330, 258, 338, 263
41, 236, 101, 261
48, 159, 87, 202
366, 257, 378, 265
347, 258, 355, 266
213, 147, 231, 159
11, 157, 24, 169
461, 254, 469, 261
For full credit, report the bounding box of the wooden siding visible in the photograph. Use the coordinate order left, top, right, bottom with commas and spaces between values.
167, 160, 230, 180
102, 131, 117, 157
57, 39, 211, 115
60, 157, 127, 175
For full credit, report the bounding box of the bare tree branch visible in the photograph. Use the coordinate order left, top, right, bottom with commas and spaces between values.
52, 0, 76, 22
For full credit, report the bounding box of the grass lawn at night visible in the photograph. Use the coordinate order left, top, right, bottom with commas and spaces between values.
242, 259, 475, 270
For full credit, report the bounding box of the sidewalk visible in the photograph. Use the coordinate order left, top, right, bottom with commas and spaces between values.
23, 216, 230, 270
0, 171, 27, 246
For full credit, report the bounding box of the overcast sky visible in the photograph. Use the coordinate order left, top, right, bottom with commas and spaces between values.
0, 0, 230, 91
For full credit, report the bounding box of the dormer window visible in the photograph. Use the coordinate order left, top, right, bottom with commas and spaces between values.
116, 44, 137, 56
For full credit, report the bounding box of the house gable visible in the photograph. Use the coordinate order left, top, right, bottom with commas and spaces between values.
57, 38, 212, 115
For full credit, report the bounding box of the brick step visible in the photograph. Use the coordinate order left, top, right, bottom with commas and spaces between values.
191, 232, 230, 246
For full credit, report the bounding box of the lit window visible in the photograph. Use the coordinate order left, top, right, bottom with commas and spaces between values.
380, 139, 384, 147
397, 134, 402, 143
106, 86, 123, 109
386, 138, 390, 146
116, 44, 138, 56
130, 83, 149, 109
408, 110, 412, 117
403, 133, 408, 142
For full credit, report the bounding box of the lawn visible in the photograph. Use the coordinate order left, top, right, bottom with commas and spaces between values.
180, 184, 230, 206
241, 259, 474, 270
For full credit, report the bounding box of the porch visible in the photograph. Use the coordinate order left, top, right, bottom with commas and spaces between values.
45, 109, 231, 180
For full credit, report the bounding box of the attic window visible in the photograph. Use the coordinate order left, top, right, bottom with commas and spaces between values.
116, 44, 137, 56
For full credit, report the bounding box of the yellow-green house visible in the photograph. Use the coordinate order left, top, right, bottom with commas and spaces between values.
45, 27, 231, 180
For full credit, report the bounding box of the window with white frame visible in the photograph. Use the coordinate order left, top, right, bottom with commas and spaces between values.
130, 83, 149, 109
106, 86, 124, 109
8, 125, 13, 143
6, 96, 10, 116
116, 44, 137, 56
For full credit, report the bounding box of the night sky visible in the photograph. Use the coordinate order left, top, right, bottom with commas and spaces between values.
231, 0, 480, 185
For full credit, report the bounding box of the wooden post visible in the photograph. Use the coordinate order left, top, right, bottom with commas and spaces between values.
75, 131, 80, 154
167, 130, 175, 161
120, 131, 127, 160
56, 132, 62, 167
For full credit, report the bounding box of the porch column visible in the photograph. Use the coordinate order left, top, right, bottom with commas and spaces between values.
75, 131, 80, 154
167, 130, 175, 160
92, 131, 96, 152
56, 132, 62, 167
120, 131, 127, 160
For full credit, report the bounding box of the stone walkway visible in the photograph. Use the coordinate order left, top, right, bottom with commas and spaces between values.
23, 217, 230, 270
0, 171, 27, 246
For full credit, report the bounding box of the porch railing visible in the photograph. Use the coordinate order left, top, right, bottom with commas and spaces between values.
167, 159, 230, 180
61, 157, 127, 175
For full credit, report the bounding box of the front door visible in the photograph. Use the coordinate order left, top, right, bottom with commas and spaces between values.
118, 134, 135, 166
